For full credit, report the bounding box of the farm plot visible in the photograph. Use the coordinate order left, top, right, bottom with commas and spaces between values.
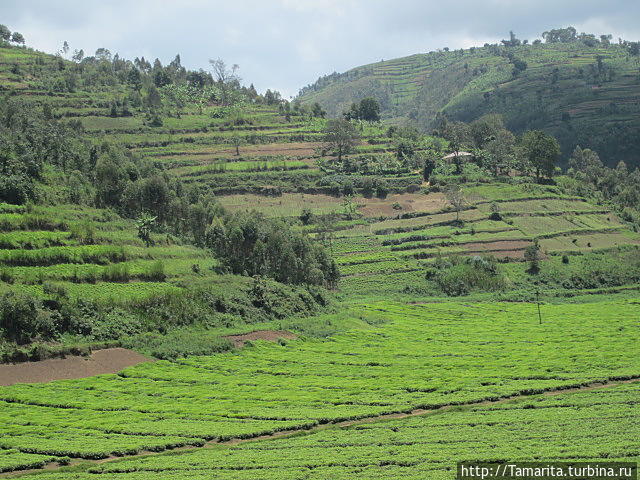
57, 381, 640, 480
218, 193, 343, 217
0, 300, 638, 469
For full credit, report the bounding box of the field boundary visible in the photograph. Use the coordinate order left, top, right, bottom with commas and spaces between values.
4, 375, 640, 477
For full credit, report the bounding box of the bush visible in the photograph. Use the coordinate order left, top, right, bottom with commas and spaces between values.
430, 255, 506, 296
102, 263, 130, 282
0, 292, 56, 344
125, 330, 233, 360
142, 260, 166, 282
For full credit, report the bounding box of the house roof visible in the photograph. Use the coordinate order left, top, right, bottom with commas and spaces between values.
442, 151, 473, 159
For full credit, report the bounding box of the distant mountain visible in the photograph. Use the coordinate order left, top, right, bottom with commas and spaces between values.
298, 32, 640, 167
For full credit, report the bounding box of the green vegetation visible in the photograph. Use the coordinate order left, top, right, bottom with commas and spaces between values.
299, 27, 640, 167
15, 382, 637, 479
1, 300, 639, 474
0, 23, 639, 478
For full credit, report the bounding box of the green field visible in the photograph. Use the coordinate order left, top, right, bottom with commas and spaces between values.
2, 300, 640, 476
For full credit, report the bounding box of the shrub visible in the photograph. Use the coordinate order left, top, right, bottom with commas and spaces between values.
102, 263, 130, 282
489, 202, 502, 220
0, 291, 56, 344
142, 260, 166, 282
430, 255, 506, 296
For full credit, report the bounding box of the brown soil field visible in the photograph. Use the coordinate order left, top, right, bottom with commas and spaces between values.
0, 348, 153, 386
223, 330, 298, 348
462, 240, 536, 260
358, 193, 445, 217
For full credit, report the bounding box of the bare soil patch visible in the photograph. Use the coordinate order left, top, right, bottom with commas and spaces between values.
223, 330, 298, 348
461, 240, 541, 260
358, 193, 445, 218
0, 348, 153, 386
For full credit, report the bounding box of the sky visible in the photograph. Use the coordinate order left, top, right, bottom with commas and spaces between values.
1, 0, 639, 98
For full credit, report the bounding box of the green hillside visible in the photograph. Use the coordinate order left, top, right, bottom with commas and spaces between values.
298, 30, 640, 167
1, 26, 640, 478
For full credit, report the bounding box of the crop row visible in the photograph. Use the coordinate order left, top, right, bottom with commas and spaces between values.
0, 300, 638, 462
19, 382, 640, 479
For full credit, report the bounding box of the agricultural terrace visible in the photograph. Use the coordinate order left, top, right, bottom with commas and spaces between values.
19, 381, 640, 479
0, 203, 213, 302
299, 39, 640, 166
0, 300, 638, 471
317, 183, 640, 298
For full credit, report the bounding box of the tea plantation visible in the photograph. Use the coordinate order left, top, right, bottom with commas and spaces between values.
0, 26, 639, 478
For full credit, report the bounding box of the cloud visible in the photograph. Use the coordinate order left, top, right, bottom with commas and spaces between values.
0, 0, 638, 97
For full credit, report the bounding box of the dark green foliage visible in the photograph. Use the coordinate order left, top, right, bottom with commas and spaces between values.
519, 130, 560, 182
524, 239, 542, 274
0, 292, 56, 344
206, 211, 339, 288
426, 255, 506, 296
322, 118, 360, 163
127, 330, 233, 360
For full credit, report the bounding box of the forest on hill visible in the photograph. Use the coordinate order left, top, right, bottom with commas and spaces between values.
298, 26, 640, 168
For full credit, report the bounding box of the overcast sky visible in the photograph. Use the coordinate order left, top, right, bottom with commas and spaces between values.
1, 0, 639, 98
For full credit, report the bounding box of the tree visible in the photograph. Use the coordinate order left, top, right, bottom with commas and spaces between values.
568, 146, 603, 185
10, 32, 24, 45
311, 102, 326, 118
136, 213, 157, 248
524, 239, 541, 274
542, 27, 577, 44
209, 58, 239, 105
484, 129, 516, 175
501, 30, 521, 47
519, 130, 560, 183
231, 134, 244, 156
72, 49, 84, 63
443, 183, 467, 223
0, 25, 10, 42
322, 119, 359, 164
358, 97, 380, 122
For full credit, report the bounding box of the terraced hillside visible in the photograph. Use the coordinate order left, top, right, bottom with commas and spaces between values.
1, 32, 640, 479
298, 38, 640, 166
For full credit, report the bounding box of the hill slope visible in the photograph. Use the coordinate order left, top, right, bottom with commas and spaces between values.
298, 39, 640, 167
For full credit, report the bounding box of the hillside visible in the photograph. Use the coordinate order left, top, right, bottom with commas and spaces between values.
298, 32, 640, 167
1, 28, 640, 478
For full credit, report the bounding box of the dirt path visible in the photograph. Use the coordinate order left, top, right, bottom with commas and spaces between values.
0, 348, 153, 386
4, 376, 639, 477
223, 330, 298, 348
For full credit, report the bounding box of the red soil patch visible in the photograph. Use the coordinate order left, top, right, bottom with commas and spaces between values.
358, 193, 444, 218
461, 240, 539, 260
223, 330, 297, 348
0, 348, 153, 386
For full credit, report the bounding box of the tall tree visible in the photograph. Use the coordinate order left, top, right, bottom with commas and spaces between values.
519, 130, 560, 182
322, 119, 359, 164
0, 25, 10, 42
443, 183, 468, 222
209, 58, 240, 105
358, 97, 381, 122
10, 32, 24, 45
